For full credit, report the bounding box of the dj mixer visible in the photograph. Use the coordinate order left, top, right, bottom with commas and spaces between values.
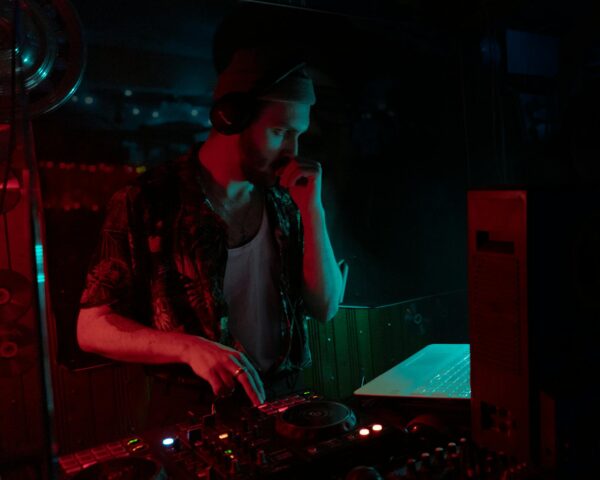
58, 391, 402, 480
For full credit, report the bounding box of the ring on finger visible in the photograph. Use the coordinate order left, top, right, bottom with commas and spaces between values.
233, 367, 247, 378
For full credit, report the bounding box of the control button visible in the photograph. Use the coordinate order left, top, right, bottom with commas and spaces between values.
75, 451, 95, 463
130, 443, 149, 453
256, 449, 268, 466
306, 446, 318, 455
64, 465, 82, 475
58, 455, 78, 468
162, 437, 175, 447
229, 458, 241, 474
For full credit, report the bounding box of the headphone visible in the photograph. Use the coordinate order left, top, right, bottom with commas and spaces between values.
209, 60, 307, 136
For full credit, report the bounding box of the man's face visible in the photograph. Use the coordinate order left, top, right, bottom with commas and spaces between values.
238, 101, 310, 187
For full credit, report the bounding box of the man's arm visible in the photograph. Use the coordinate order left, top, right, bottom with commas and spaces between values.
77, 306, 265, 405
300, 206, 343, 322
279, 159, 343, 322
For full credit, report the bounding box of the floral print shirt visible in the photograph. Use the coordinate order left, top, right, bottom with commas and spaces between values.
80, 146, 311, 377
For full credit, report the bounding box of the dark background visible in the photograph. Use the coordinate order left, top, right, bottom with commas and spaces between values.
35, 0, 600, 321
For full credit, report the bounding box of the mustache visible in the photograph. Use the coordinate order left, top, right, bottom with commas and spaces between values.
272, 156, 292, 173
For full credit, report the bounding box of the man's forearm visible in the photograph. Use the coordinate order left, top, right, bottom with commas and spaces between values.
77, 305, 267, 405
301, 207, 343, 322
77, 305, 196, 365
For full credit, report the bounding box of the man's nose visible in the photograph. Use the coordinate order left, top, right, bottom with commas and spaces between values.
283, 136, 299, 157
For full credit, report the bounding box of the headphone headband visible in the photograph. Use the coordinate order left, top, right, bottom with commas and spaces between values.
210, 60, 309, 135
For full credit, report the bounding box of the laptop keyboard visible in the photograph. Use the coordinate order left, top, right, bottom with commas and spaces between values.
413, 353, 471, 398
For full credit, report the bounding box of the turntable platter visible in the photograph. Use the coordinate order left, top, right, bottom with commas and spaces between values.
275, 400, 357, 442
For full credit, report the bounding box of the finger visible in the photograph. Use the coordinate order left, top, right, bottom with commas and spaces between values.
215, 367, 236, 395
205, 371, 226, 398
230, 366, 262, 406
276, 157, 320, 180
230, 354, 265, 403
279, 159, 320, 180
235, 355, 266, 401
235, 370, 264, 406
295, 159, 321, 169
280, 166, 319, 189
229, 353, 263, 391
231, 355, 266, 403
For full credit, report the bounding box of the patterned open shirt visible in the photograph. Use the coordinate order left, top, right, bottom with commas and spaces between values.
80, 146, 311, 379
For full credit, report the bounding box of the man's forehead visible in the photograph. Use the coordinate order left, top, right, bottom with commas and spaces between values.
261, 101, 310, 129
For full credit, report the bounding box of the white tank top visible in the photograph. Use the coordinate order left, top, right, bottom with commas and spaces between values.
223, 207, 281, 372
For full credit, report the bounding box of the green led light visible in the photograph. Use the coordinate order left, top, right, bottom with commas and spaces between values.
127, 438, 140, 445
224, 449, 233, 455
304, 391, 310, 395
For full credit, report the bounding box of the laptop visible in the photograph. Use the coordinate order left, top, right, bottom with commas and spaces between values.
354, 344, 471, 400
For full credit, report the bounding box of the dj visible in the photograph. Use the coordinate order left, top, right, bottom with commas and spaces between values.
76, 47, 344, 424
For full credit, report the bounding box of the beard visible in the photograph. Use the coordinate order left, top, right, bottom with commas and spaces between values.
238, 130, 278, 187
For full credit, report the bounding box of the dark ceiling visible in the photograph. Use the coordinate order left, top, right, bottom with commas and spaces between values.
68, 0, 600, 101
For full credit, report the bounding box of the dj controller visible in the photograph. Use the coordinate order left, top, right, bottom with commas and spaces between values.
58, 391, 402, 480
57, 391, 539, 479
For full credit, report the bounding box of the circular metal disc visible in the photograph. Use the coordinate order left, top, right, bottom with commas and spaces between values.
0, 269, 33, 324
0, 0, 86, 120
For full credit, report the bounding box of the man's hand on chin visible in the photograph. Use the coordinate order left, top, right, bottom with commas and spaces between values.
277, 156, 324, 218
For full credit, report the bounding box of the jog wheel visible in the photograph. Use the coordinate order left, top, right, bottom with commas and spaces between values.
275, 400, 357, 442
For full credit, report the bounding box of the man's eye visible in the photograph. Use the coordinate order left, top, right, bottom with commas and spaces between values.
273, 128, 286, 136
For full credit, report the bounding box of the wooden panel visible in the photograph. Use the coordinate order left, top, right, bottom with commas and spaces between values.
354, 308, 374, 386
57, 365, 94, 453
331, 310, 357, 399
53, 363, 150, 454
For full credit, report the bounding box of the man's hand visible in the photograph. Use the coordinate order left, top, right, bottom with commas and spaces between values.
182, 336, 266, 406
278, 157, 323, 216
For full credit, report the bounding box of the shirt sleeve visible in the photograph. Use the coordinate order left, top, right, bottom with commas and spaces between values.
79, 186, 143, 317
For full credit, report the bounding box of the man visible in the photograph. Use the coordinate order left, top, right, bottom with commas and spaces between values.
76, 47, 343, 417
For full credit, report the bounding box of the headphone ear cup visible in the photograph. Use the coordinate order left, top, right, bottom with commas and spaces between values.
210, 92, 258, 135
